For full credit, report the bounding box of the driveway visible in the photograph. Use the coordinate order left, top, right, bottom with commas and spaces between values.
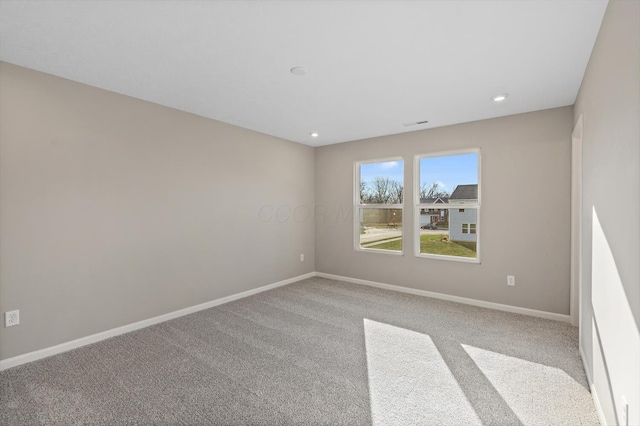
360, 227, 449, 245
360, 227, 402, 244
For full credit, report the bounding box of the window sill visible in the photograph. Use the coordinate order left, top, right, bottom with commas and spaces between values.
415, 253, 480, 264
356, 248, 404, 256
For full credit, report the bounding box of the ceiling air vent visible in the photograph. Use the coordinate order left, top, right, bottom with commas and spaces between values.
403, 120, 429, 127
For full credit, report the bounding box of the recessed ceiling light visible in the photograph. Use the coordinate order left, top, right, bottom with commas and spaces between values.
310, 132, 319, 138
290, 67, 307, 76
491, 94, 509, 102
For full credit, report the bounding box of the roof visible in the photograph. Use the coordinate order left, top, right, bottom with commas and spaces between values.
420, 197, 449, 204
449, 184, 478, 200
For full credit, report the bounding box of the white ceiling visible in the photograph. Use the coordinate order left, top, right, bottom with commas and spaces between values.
0, 0, 607, 147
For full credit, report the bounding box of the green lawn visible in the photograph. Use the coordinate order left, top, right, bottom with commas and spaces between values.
367, 234, 476, 258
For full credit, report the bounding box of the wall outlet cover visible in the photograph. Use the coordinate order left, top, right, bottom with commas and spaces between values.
620, 396, 628, 426
5, 310, 19, 327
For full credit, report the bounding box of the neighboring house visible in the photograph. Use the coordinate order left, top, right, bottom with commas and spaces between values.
448, 184, 478, 242
419, 197, 448, 227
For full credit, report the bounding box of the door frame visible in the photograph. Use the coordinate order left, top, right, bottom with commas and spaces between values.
570, 114, 584, 328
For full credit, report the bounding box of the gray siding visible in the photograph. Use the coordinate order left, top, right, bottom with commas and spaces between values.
449, 208, 477, 242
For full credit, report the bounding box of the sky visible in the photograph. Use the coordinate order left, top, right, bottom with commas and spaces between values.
360, 153, 478, 194
360, 160, 404, 183
419, 153, 478, 194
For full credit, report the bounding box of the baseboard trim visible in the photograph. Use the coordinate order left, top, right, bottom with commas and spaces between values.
0, 272, 315, 372
0, 270, 573, 371
580, 345, 607, 426
315, 272, 572, 323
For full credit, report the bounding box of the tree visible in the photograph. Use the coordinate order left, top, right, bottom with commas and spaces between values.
420, 182, 449, 200
361, 177, 403, 204
389, 180, 403, 204
370, 176, 394, 204
359, 181, 367, 203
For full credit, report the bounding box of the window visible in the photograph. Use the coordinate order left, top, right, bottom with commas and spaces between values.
355, 158, 404, 253
415, 149, 480, 262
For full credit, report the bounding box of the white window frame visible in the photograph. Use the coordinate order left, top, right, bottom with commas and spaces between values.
354, 157, 404, 255
414, 148, 481, 263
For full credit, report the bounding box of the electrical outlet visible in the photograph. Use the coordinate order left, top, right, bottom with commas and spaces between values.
507, 275, 515, 286
620, 396, 628, 426
300, 254, 305, 262
5, 310, 19, 327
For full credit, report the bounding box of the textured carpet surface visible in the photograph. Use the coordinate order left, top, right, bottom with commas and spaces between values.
0, 277, 599, 425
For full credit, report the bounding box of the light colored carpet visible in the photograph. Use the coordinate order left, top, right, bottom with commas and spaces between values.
364, 319, 482, 425
0, 277, 599, 425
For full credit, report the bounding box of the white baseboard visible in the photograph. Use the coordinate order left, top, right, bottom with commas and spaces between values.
315, 272, 572, 323
0, 272, 315, 372
580, 345, 607, 426
0, 270, 574, 372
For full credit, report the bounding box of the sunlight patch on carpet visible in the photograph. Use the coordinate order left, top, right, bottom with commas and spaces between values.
363, 319, 481, 426
462, 344, 600, 426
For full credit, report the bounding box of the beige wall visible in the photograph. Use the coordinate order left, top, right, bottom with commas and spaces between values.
315, 106, 574, 314
3, 14, 638, 422
0, 62, 315, 360
574, 1, 640, 425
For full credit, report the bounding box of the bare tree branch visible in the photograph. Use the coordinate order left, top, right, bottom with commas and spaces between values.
420, 182, 449, 200
361, 177, 403, 204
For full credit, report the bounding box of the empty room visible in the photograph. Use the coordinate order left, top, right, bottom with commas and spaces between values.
0, 1, 638, 425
